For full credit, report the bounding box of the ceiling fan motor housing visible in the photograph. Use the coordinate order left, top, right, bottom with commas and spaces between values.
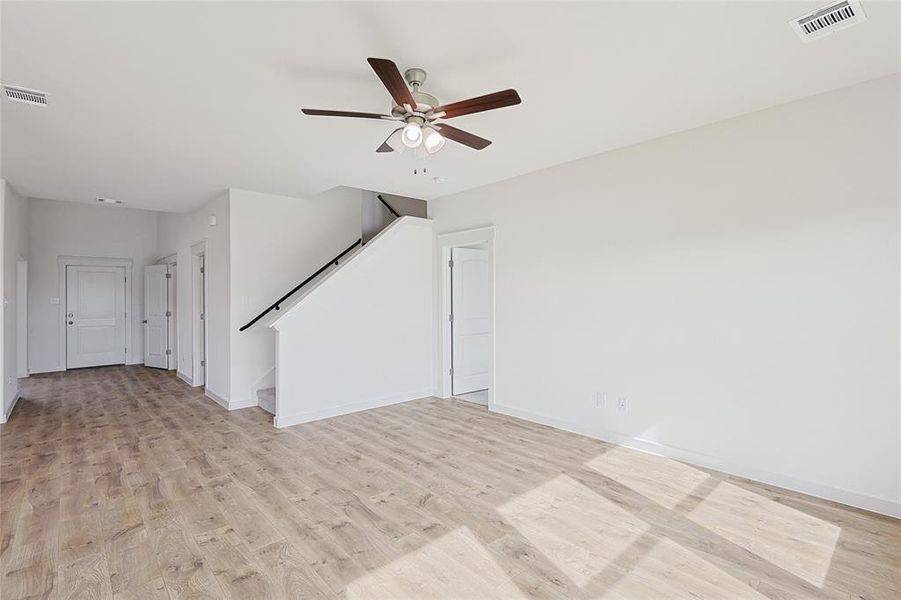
392, 90, 439, 117
391, 67, 437, 117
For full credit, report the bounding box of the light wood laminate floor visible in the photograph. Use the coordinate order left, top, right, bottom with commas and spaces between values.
1, 366, 898, 599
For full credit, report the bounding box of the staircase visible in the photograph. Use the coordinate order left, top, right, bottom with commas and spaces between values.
239, 193, 427, 425
257, 387, 276, 414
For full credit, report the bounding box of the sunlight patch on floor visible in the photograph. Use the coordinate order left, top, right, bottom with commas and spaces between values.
497, 474, 650, 587
585, 446, 710, 509
688, 481, 840, 587
345, 527, 525, 599
601, 537, 768, 599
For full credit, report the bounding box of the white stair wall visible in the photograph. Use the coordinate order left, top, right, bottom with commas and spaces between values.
270, 217, 434, 427
228, 186, 362, 409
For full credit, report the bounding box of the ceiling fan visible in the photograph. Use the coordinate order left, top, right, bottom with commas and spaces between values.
301, 58, 521, 154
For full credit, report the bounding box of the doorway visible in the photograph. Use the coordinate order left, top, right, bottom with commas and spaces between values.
144, 260, 177, 370
192, 249, 207, 388
450, 245, 490, 400
17, 260, 27, 377
438, 227, 495, 407
65, 265, 127, 369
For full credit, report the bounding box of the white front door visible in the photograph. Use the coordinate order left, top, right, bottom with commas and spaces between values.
451, 247, 491, 395
66, 266, 126, 369
144, 264, 169, 369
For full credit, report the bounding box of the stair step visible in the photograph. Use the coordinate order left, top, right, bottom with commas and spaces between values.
257, 387, 276, 414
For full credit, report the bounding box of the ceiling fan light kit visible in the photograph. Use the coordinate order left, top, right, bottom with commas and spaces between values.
301, 57, 521, 156
423, 127, 446, 154
401, 121, 424, 148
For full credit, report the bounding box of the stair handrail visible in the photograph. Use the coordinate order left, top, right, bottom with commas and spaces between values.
238, 237, 363, 332
378, 194, 400, 218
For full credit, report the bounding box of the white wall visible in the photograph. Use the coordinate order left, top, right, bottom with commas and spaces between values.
26, 198, 158, 373
2, 182, 28, 420
428, 75, 901, 516
228, 186, 361, 408
273, 217, 434, 427
158, 192, 230, 402
1, 181, 4, 418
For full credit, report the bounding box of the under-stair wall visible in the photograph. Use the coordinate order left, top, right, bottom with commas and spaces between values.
270, 217, 434, 427
228, 186, 361, 408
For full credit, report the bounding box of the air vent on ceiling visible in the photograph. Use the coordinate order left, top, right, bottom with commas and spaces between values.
790, 0, 866, 42
3, 85, 48, 107
97, 197, 124, 205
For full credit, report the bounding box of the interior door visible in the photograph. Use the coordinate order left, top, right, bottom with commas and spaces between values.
66, 266, 126, 369
451, 247, 490, 395
144, 264, 169, 369
193, 254, 206, 387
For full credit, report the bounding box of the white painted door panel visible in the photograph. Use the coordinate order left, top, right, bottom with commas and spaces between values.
66, 266, 126, 369
144, 264, 169, 369
452, 247, 490, 394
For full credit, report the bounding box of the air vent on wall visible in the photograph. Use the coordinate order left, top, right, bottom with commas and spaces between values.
2, 85, 48, 107
790, 0, 866, 42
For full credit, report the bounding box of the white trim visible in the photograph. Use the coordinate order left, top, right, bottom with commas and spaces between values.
274, 389, 432, 429
16, 259, 28, 378
492, 402, 901, 519
227, 397, 258, 411
274, 329, 281, 417
0, 391, 21, 424
28, 366, 65, 375
204, 386, 255, 411
57, 256, 133, 370
435, 227, 496, 404
191, 243, 207, 389
176, 370, 193, 386
204, 387, 229, 409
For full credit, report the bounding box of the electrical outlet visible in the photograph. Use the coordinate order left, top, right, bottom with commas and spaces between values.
616, 397, 628, 413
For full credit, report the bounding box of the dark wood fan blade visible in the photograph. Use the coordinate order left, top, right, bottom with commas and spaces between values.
434, 123, 492, 150
302, 108, 392, 120
433, 89, 521, 119
376, 128, 402, 153
367, 58, 416, 107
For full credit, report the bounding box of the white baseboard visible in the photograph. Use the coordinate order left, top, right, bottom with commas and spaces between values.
491, 402, 901, 519
1, 391, 22, 424
28, 367, 65, 375
176, 371, 193, 386
227, 397, 258, 411
204, 387, 257, 411
275, 389, 432, 428
204, 388, 229, 410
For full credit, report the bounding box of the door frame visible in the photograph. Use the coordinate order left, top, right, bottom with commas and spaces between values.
191, 241, 207, 388
16, 259, 28, 378
57, 256, 133, 371
436, 226, 495, 405
159, 254, 178, 371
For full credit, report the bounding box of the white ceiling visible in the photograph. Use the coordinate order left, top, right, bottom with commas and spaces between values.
1, 1, 899, 213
